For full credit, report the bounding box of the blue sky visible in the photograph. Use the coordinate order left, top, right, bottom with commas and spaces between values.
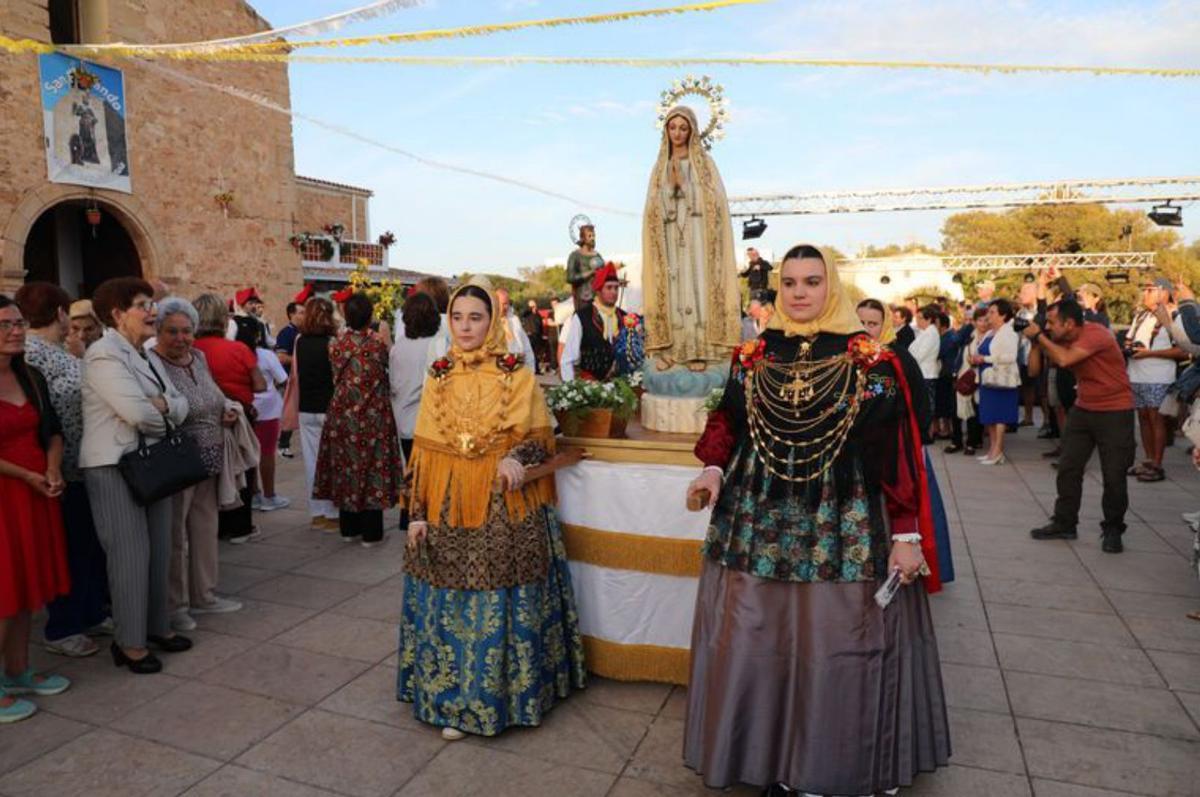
248, 0, 1200, 276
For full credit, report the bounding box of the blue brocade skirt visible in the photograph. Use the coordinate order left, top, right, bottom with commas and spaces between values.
396, 507, 587, 736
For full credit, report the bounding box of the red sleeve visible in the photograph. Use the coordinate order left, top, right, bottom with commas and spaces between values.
694, 408, 735, 469
879, 350, 942, 593
881, 435, 920, 536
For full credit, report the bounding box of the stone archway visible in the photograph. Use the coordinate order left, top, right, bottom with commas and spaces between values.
0, 184, 169, 296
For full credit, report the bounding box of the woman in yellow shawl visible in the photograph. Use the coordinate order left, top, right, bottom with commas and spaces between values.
398, 279, 586, 741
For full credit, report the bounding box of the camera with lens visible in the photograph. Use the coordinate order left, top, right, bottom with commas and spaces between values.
1012, 317, 1030, 333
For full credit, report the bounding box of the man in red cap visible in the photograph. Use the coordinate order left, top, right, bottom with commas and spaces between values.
233, 286, 272, 346
559, 262, 626, 381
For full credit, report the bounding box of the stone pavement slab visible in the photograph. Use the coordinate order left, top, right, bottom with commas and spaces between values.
3, 427, 1198, 796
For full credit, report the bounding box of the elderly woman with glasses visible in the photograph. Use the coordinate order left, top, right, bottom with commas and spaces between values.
191, 294, 267, 544
149, 297, 243, 633
80, 278, 193, 674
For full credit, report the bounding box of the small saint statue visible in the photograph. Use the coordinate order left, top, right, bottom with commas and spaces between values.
566, 221, 605, 312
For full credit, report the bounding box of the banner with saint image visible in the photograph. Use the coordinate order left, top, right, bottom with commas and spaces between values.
39, 54, 131, 193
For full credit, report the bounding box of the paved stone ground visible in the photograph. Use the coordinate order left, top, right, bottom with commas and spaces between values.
2, 427, 1199, 797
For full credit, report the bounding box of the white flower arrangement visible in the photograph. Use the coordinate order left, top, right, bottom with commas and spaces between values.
546, 378, 638, 418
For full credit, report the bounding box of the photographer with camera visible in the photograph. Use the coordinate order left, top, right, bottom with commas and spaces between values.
1022, 300, 1135, 553
1125, 277, 1187, 483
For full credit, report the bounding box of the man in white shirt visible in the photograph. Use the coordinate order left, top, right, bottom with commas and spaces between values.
910, 305, 942, 425
560, 264, 625, 382
496, 289, 536, 367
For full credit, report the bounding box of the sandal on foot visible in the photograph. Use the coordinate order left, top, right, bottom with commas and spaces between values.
1187, 610, 1200, 622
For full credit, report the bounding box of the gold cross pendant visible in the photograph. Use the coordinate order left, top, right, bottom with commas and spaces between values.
781, 373, 813, 405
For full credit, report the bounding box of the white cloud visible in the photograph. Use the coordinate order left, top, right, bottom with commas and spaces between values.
759, 0, 1200, 67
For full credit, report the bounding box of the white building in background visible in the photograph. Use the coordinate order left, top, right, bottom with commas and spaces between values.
839, 253, 964, 306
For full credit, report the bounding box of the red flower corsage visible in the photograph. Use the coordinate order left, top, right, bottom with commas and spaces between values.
848, 334, 885, 367
496, 352, 524, 373
623, 312, 641, 330
737, 339, 767, 370
429, 356, 454, 379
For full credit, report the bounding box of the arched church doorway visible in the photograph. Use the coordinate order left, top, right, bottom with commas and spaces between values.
23, 200, 141, 297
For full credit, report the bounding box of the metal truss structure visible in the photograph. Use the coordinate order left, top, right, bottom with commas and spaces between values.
728, 177, 1200, 217
838, 251, 1156, 273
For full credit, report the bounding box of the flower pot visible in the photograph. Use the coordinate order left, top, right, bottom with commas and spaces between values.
609, 413, 628, 439
555, 408, 612, 439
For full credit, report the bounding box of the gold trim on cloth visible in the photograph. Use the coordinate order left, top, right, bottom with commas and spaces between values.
583, 635, 690, 685
562, 523, 703, 578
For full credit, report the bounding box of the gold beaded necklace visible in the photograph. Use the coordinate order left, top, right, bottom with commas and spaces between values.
746, 338, 866, 483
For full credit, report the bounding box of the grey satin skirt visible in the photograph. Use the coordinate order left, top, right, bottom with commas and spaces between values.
683, 561, 951, 794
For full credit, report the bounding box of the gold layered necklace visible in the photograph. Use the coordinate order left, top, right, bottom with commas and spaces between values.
746, 339, 866, 483
430, 365, 515, 458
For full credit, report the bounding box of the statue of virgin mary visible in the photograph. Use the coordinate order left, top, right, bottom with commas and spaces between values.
641, 105, 741, 373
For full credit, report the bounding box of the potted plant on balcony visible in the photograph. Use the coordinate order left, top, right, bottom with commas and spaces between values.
378, 231, 396, 248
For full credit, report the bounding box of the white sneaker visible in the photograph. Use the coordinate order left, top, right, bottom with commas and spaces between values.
44, 633, 100, 658
441, 727, 465, 741
171, 609, 198, 631
251, 494, 266, 511
228, 528, 264, 545
191, 596, 243, 615
85, 617, 115, 636
261, 495, 291, 511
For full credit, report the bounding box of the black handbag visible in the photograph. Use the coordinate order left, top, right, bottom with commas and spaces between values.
117, 359, 209, 506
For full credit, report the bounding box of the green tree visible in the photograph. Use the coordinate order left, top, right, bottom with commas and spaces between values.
940, 203, 1199, 324
860, 242, 939, 258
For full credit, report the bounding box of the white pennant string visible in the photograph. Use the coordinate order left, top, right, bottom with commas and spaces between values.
141, 61, 637, 218
76, 0, 424, 54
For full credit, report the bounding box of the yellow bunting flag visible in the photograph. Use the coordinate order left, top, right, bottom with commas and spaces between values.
237, 54, 1200, 78
1, 0, 763, 60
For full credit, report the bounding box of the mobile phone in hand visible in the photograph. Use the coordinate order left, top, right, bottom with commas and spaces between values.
874, 568, 904, 609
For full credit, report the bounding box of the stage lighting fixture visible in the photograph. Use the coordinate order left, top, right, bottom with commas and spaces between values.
742, 217, 767, 240
880, 275, 891, 285
1105, 270, 1130, 285
951, 273, 963, 284
1147, 202, 1183, 227
1024, 272, 1037, 283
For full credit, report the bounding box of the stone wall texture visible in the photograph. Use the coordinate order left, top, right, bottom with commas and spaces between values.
295, 182, 371, 243
0, 0, 305, 327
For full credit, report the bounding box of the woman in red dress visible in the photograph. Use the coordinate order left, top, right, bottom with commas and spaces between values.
0, 295, 72, 723
314, 292, 403, 546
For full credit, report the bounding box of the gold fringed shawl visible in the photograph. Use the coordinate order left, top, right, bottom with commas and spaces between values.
408, 279, 556, 528
766, 244, 866, 337
641, 105, 741, 355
